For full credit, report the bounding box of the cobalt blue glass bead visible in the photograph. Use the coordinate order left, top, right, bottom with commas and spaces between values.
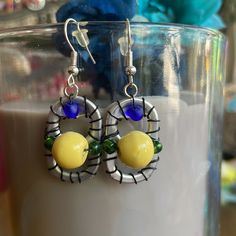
63, 100, 80, 118
124, 103, 143, 121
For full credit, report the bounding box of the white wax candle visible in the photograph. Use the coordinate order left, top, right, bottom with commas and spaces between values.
0, 96, 209, 236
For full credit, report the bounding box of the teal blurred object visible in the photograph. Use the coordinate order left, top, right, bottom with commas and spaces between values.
227, 95, 236, 112
138, 0, 224, 29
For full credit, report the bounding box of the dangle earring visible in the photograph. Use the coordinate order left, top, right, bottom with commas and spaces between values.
103, 20, 163, 184
44, 18, 102, 183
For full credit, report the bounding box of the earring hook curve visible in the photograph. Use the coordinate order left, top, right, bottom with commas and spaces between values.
64, 18, 96, 64
64, 18, 77, 53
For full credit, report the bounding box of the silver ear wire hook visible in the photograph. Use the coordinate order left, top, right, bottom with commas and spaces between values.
125, 19, 136, 78
64, 18, 96, 66
64, 18, 79, 76
63, 18, 96, 98
64, 18, 77, 53
123, 19, 138, 97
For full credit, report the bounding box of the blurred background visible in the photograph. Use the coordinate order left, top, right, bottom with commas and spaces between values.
0, 0, 235, 235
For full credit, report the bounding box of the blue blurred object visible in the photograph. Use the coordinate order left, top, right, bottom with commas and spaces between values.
56, 0, 137, 22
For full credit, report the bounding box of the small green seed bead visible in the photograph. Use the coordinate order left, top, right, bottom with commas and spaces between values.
89, 141, 102, 156
153, 140, 163, 154
103, 139, 117, 154
44, 136, 55, 151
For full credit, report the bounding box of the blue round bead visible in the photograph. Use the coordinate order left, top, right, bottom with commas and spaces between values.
124, 103, 144, 121
63, 100, 80, 119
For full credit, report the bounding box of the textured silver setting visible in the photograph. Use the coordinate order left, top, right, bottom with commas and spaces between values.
104, 97, 160, 184
45, 96, 102, 183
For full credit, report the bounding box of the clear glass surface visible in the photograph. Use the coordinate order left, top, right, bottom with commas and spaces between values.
0, 22, 226, 236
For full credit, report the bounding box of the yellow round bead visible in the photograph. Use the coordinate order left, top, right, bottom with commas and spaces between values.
117, 131, 154, 169
52, 131, 88, 169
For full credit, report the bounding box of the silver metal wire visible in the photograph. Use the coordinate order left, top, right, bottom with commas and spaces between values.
124, 82, 138, 98
126, 19, 132, 53
64, 18, 77, 53
123, 19, 138, 97
76, 23, 96, 64
63, 18, 97, 98
64, 70, 79, 97
64, 18, 96, 64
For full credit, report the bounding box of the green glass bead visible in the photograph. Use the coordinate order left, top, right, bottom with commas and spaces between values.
89, 141, 102, 156
103, 139, 117, 154
44, 136, 55, 151
153, 140, 163, 154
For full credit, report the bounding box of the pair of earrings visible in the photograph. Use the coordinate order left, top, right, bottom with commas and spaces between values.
44, 18, 162, 184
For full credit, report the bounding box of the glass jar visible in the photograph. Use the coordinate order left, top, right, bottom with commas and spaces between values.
0, 22, 226, 236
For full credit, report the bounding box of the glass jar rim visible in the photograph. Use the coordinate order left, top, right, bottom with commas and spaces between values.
0, 21, 225, 40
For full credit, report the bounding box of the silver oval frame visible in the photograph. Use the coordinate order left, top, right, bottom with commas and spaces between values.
104, 97, 160, 184
45, 96, 102, 183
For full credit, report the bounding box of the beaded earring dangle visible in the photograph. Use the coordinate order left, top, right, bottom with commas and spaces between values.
44, 18, 102, 183
103, 19, 163, 184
